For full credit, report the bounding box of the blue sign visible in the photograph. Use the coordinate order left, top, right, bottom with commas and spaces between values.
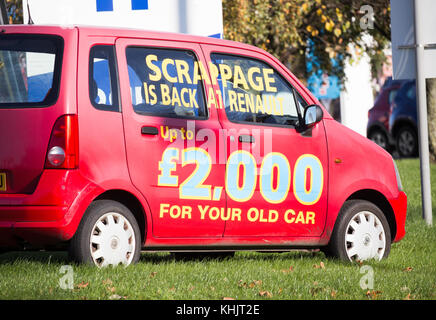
307, 72, 341, 100
306, 40, 341, 100
208, 33, 223, 39
96, 0, 149, 12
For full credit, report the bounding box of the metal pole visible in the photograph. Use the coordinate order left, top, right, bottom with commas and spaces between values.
414, 0, 433, 225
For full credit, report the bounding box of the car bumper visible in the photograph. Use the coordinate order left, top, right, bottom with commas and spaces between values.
390, 191, 407, 242
0, 169, 100, 248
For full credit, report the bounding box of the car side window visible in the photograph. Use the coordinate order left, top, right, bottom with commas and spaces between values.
125, 47, 207, 119
89, 45, 119, 112
388, 89, 398, 104
295, 91, 308, 116
406, 84, 416, 100
211, 53, 306, 126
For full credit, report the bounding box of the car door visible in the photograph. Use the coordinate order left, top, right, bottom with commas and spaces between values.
115, 38, 226, 238
201, 44, 329, 238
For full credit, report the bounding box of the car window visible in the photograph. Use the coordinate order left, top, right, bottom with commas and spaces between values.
388, 89, 398, 104
0, 34, 63, 108
406, 84, 416, 100
295, 92, 308, 115
210, 53, 306, 126
89, 45, 119, 112
125, 47, 207, 119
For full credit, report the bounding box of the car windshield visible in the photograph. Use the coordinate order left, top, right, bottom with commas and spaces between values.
0, 34, 63, 107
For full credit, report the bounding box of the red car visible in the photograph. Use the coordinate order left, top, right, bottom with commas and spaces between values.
0, 25, 407, 267
367, 78, 404, 152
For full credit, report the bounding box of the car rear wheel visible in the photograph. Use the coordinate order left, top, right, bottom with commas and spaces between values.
396, 126, 418, 157
69, 200, 141, 267
328, 200, 391, 262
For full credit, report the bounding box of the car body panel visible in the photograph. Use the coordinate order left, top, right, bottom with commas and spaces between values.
0, 26, 78, 194
0, 25, 407, 252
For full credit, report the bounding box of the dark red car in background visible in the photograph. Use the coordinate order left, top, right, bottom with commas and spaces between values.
367, 78, 405, 152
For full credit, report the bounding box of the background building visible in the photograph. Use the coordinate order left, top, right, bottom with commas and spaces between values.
23, 0, 223, 38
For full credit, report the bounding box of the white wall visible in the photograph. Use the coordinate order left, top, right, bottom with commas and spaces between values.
340, 42, 374, 137
23, 0, 223, 37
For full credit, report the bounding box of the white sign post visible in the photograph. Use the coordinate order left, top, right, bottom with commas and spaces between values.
391, 0, 433, 226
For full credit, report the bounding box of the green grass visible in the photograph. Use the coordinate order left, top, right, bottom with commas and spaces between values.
0, 159, 435, 300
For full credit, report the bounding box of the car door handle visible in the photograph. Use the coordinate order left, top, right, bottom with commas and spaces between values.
141, 126, 158, 135
239, 135, 255, 143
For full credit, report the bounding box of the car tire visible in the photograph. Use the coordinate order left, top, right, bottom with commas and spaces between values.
327, 200, 391, 262
396, 126, 418, 157
368, 129, 390, 151
69, 200, 142, 267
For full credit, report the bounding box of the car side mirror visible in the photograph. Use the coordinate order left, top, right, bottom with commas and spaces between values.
303, 105, 324, 129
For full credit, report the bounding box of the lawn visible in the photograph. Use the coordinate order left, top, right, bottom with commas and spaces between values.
0, 159, 435, 300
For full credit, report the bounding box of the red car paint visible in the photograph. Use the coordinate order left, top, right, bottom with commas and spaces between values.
0, 25, 406, 252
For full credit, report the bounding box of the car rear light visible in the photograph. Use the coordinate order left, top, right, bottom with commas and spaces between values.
47, 146, 66, 166
45, 115, 79, 169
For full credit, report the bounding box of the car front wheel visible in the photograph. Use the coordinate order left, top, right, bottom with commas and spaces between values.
328, 200, 391, 262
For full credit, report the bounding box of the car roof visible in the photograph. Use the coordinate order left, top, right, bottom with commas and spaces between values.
398, 80, 415, 91
1, 24, 259, 52
382, 77, 407, 89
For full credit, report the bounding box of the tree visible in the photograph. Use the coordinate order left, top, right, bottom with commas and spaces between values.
426, 79, 436, 161
222, 0, 391, 83
223, 0, 436, 161
5, 0, 22, 24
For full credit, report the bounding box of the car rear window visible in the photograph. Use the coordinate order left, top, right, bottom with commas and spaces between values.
0, 34, 63, 108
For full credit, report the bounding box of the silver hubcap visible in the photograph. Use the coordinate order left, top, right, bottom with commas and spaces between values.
398, 130, 415, 155
90, 212, 136, 267
345, 211, 386, 261
371, 132, 387, 149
